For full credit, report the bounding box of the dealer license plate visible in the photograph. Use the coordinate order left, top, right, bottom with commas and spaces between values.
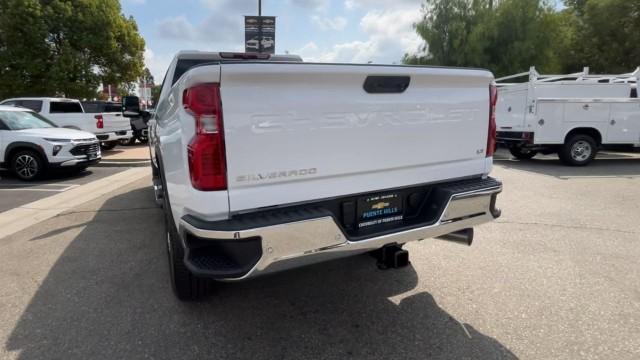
357, 193, 404, 229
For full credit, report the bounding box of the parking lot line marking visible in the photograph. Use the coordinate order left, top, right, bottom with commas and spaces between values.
0, 184, 80, 192
99, 160, 150, 163
0, 188, 67, 192
0, 168, 149, 240
0, 183, 80, 187
0, 183, 79, 187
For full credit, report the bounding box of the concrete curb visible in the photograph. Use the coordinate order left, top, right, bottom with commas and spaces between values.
0, 167, 150, 240
95, 159, 151, 168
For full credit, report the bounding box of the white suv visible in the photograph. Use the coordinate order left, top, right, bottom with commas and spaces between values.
0, 105, 101, 180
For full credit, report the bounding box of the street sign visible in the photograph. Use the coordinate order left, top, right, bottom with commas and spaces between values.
245, 16, 276, 54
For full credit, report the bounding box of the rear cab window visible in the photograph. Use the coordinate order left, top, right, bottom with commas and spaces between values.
81, 102, 101, 113
169, 53, 302, 86
172, 59, 220, 85
18, 100, 43, 112
81, 102, 122, 113
50, 101, 83, 113
103, 103, 122, 112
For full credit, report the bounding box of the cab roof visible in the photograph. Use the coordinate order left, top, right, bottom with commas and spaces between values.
174, 51, 303, 63
2, 97, 79, 102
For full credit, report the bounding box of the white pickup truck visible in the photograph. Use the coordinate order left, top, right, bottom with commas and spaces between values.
125, 51, 503, 301
0, 97, 133, 149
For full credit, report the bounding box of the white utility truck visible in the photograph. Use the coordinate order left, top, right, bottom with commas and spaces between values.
123, 51, 503, 301
496, 67, 640, 166
0, 97, 133, 150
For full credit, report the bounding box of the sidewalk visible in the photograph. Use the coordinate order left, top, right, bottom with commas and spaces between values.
99, 144, 150, 166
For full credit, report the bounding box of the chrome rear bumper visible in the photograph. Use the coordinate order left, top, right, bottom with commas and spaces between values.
179, 178, 502, 281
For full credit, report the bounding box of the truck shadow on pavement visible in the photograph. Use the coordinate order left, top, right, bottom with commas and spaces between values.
495, 153, 640, 179
6, 187, 517, 360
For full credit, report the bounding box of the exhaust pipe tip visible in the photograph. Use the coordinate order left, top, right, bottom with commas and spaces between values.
436, 228, 474, 246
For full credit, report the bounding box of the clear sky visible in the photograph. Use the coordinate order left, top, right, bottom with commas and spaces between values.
120, 0, 426, 81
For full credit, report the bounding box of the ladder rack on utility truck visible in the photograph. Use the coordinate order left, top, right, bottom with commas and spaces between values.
495, 66, 640, 166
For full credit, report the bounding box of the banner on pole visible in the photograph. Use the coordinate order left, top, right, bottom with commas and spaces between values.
245, 16, 276, 54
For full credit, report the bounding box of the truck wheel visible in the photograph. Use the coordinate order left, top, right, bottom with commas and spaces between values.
162, 175, 211, 301
509, 147, 537, 160
559, 134, 597, 166
165, 207, 211, 301
11, 150, 45, 181
118, 137, 136, 146
100, 141, 117, 151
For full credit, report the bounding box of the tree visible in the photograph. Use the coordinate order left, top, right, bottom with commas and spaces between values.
140, 67, 154, 86
404, 0, 488, 67
561, 0, 640, 73
473, 0, 564, 76
0, 0, 145, 99
405, 0, 564, 77
151, 85, 162, 107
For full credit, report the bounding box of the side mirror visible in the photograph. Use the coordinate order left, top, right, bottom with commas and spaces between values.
122, 96, 141, 117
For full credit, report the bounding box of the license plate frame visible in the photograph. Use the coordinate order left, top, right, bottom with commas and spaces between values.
356, 193, 404, 229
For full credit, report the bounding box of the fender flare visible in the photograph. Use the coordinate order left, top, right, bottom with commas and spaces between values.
563, 127, 603, 145
4, 142, 47, 164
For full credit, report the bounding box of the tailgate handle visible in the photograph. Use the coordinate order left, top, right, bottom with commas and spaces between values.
363, 76, 410, 94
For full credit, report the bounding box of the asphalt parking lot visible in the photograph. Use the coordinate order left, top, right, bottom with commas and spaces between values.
0, 149, 639, 359
0, 145, 149, 212
0, 168, 128, 212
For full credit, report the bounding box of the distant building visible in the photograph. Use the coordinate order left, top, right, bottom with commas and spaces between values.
138, 82, 153, 108
101, 84, 122, 102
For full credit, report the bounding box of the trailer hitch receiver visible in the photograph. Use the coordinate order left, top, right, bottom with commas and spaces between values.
374, 244, 409, 270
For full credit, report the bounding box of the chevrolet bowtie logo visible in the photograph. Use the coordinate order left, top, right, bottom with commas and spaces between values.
371, 201, 390, 210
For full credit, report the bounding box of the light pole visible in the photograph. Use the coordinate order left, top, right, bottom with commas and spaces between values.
258, 0, 263, 53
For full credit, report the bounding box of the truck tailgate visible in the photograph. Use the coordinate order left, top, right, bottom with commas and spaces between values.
220, 63, 493, 212
101, 113, 130, 132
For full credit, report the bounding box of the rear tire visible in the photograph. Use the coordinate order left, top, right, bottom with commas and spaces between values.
136, 134, 148, 144
11, 150, 45, 181
161, 166, 212, 301
118, 137, 136, 146
558, 134, 597, 166
509, 147, 537, 160
100, 141, 117, 151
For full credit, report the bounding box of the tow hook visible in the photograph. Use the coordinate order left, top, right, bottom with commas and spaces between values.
374, 243, 410, 270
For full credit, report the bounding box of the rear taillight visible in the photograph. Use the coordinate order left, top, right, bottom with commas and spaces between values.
95, 115, 104, 129
183, 83, 227, 191
487, 84, 497, 157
